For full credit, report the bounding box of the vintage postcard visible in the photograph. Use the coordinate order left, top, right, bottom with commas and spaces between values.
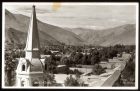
2, 2, 139, 89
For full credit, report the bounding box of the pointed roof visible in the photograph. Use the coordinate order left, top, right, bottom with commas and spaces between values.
25, 5, 40, 51
23, 5, 43, 72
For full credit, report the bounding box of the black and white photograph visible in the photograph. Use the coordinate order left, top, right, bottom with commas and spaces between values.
2, 2, 139, 89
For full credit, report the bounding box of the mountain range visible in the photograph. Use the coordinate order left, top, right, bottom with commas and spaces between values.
5, 9, 136, 47
5, 9, 84, 46
77, 24, 136, 46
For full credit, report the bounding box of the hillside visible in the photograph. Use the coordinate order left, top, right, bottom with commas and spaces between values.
64, 27, 95, 35
77, 24, 136, 46
5, 9, 84, 46
5, 9, 136, 47
5, 27, 62, 46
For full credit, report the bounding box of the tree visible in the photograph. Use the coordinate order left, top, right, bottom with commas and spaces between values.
114, 54, 135, 86
44, 54, 57, 73
55, 66, 71, 74
92, 64, 106, 75
5, 51, 16, 86
44, 73, 56, 86
99, 48, 108, 62
61, 57, 71, 67
74, 69, 83, 78
74, 52, 83, 64
81, 55, 88, 65
90, 50, 100, 65
64, 75, 81, 86
108, 49, 118, 59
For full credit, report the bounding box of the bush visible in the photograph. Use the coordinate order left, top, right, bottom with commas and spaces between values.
55, 66, 73, 74
55, 66, 83, 76
44, 73, 56, 86
73, 69, 83, 75
64, 75, 85, 86
92, 64, 106, 75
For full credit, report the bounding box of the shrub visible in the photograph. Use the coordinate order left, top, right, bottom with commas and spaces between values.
44, 73, 56, 86
92, 64, 106, 75
64, 75, 85, 86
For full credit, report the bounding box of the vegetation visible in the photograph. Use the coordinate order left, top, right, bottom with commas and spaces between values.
92, 64, 106, 75
4, 43, 135, 86
54, 66, 72, 74
44, 54, 58, 73
64, 75, 85, 86
44, 73, 56, 86
5, 48, 24, 86
60, 44, 135, 66
87, 64, 106, 75
113, 53, 135, 86
4, 43, 26, 86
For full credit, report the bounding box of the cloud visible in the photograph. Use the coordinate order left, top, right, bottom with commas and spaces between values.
4, 4, 136, 29
16, 7, 53, 14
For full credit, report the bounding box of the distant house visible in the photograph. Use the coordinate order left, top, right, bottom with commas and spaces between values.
122, 52, 132, 62
117, 53, 121, 57
99, 61, 112, 69
57, 65, 66, 68
55, 52, 63, 57
50, 50, 59, 54
108, 58, 120, 63
81, 52, 90, 55
83, 48, 90, 53
40, 55, 51, 59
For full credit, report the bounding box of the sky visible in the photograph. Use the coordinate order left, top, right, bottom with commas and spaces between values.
4, 3, 137, 30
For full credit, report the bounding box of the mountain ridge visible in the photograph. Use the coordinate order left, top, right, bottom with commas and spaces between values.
77, 24, 136, 46
5, 9, 136, 47
5, 9, 84, 46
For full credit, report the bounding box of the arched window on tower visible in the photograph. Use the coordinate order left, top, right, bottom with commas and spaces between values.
22, 64, 25, 71
21, 80, 25, 86
45, 64, 47, 71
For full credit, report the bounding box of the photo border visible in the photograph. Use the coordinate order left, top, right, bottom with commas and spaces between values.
1, 2, 139, 90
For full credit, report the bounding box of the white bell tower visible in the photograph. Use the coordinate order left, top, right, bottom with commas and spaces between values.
16, 5, 45, 87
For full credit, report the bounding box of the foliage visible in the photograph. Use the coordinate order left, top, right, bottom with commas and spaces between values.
5, 50, 17, 86
60, 57, 73, 67
44, 50, 52, 55
113, 54, 135, 86
44, 54, 58, 73
54, 66, 72, 74
42, 44, 135, 66
90, 50, 100, 65
64, 75, 85, 86
91, 64, 106, 75
44, 73, 56, 86
4, 43, 135, 86
121, 57, 135, 81
73, 69, 83, 76
54, 66, 83, 75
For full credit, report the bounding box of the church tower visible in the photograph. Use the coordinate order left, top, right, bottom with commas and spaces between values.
16, 5, 46, 87
25, 5, 40, 60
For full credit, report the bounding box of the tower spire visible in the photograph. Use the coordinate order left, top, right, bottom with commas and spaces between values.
25, 5, 40, 60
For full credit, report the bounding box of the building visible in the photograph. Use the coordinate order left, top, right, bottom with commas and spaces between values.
16, 5, 47, 87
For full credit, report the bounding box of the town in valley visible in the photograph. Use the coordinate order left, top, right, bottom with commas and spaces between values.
3, 3, 137, 88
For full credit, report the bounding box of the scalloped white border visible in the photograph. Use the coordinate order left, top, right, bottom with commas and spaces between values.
2, 2, 139, 89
